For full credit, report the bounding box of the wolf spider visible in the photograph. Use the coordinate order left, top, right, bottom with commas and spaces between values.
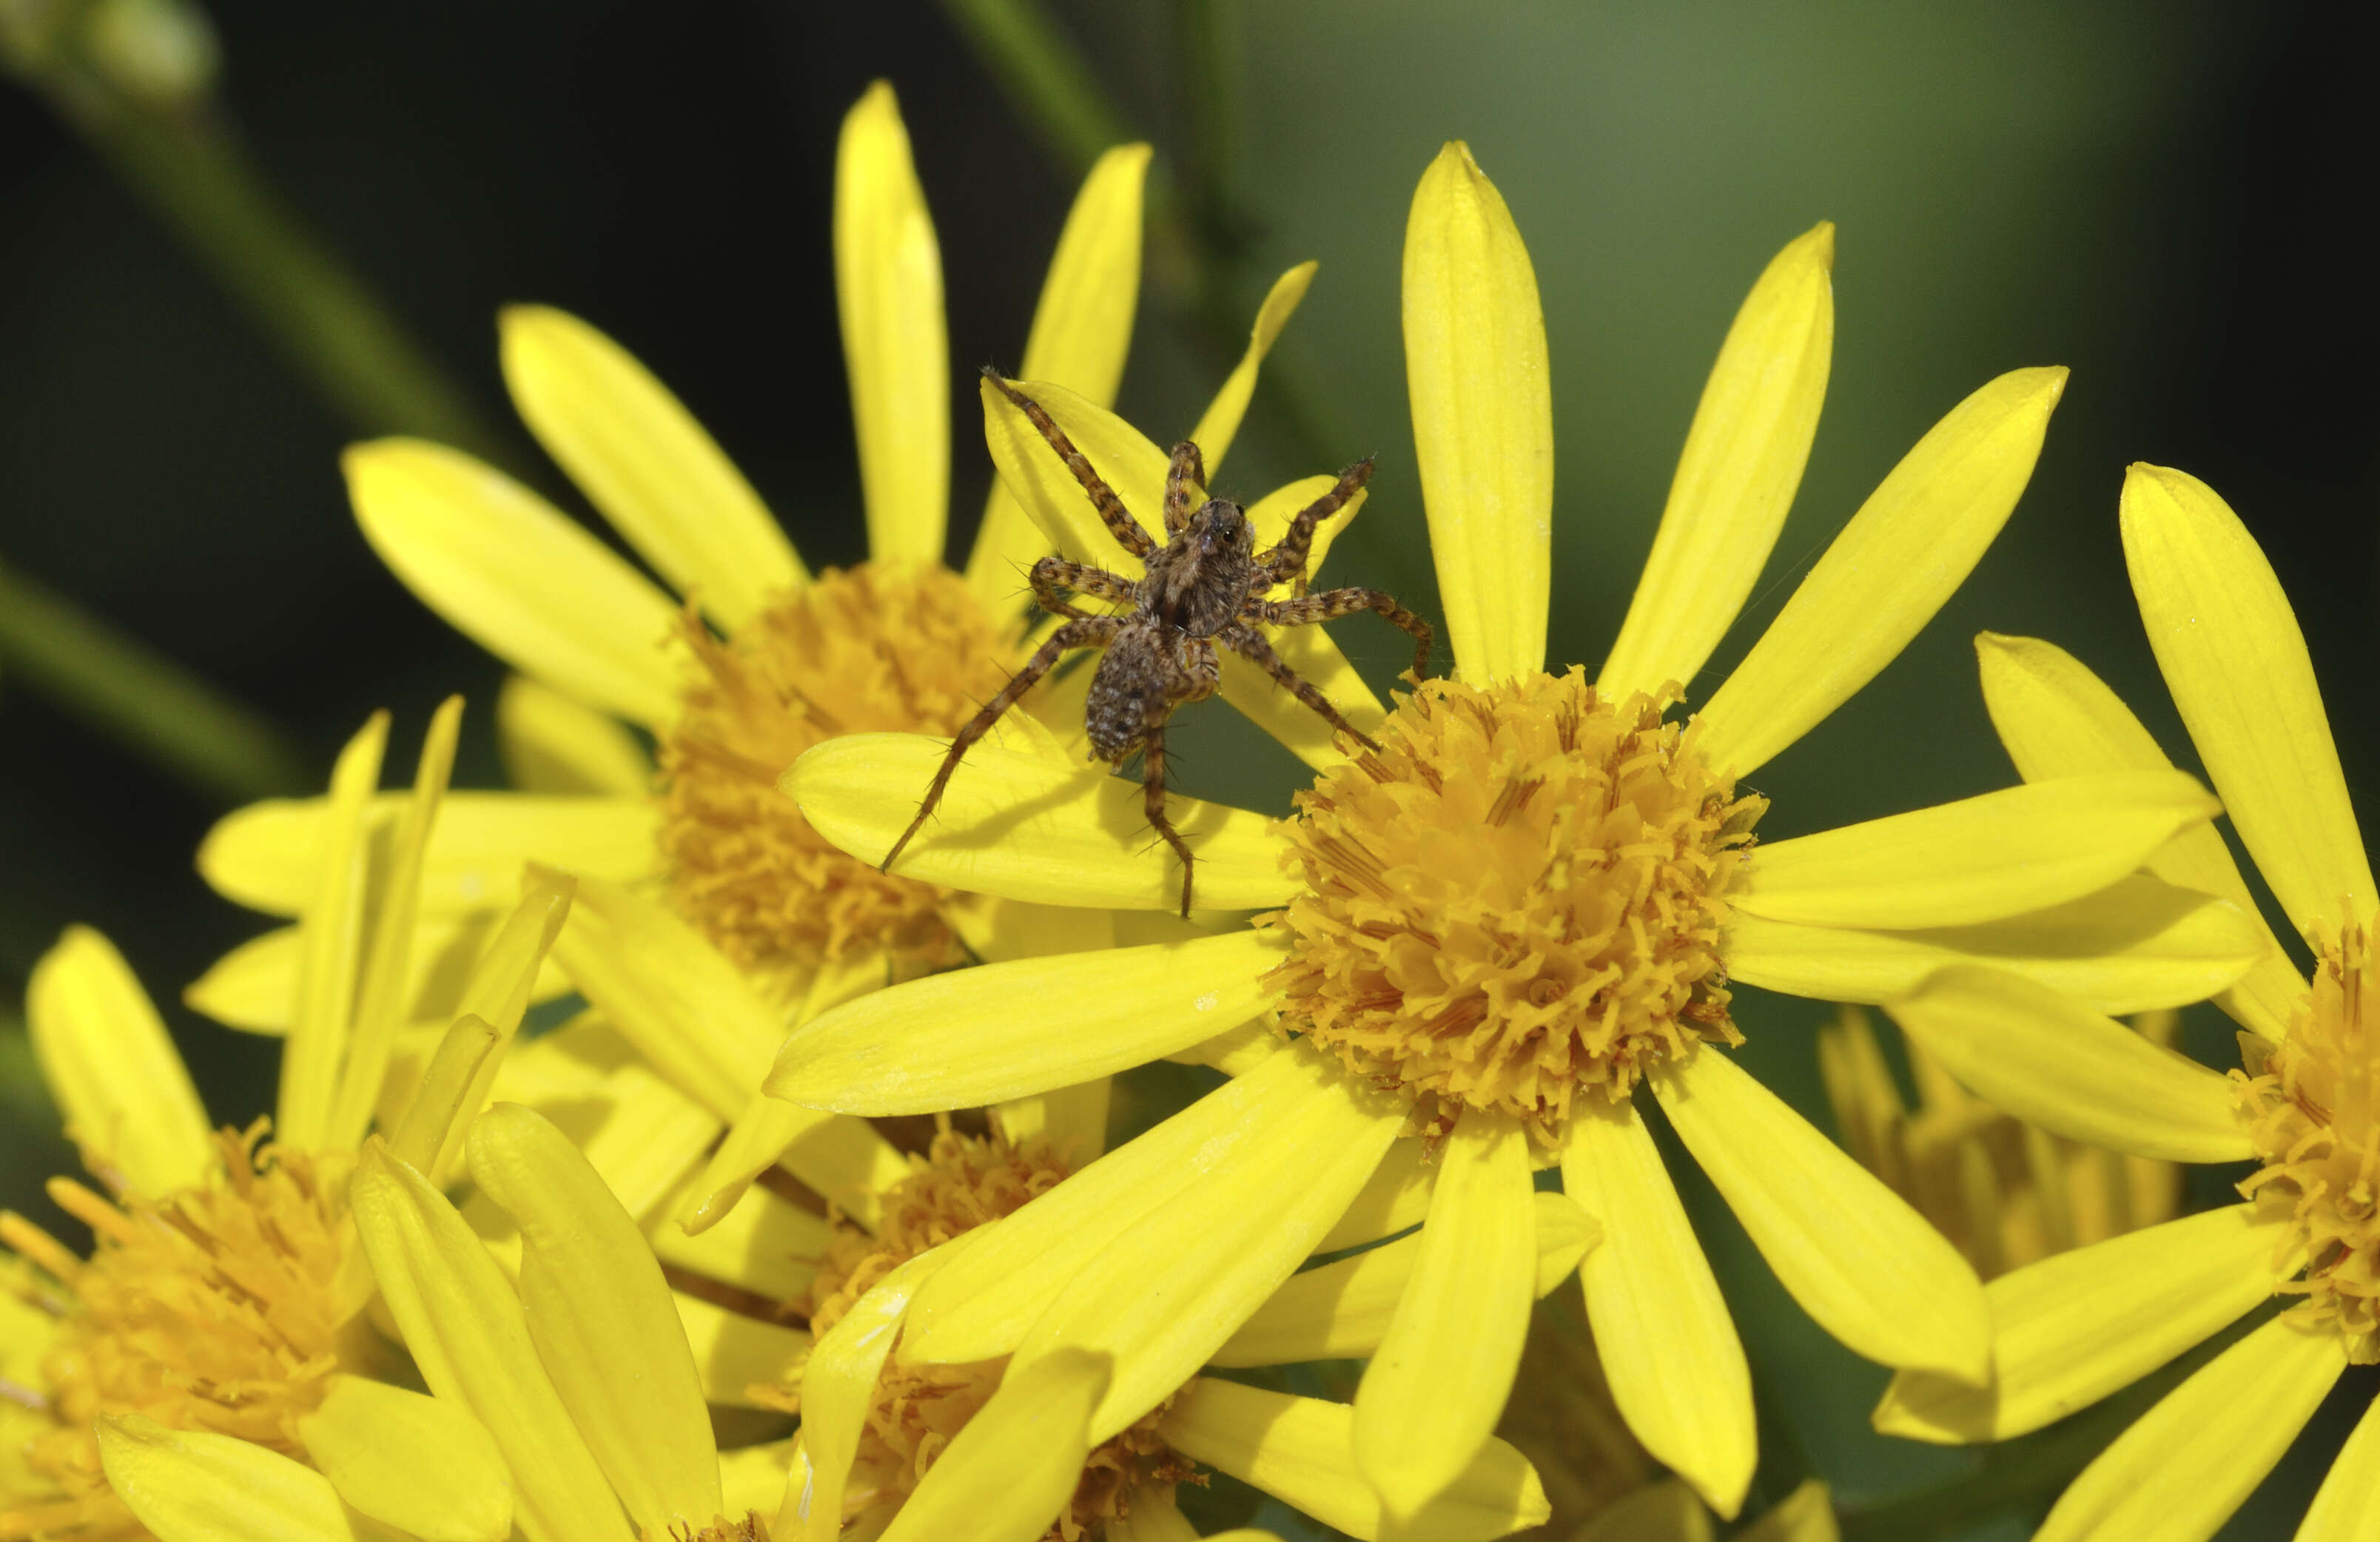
878, 371, 1433, 917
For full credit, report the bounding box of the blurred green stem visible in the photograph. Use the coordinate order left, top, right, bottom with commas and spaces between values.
0, 555, 312, 802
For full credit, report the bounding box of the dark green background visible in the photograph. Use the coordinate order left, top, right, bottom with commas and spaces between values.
3, 3, 2372, 1537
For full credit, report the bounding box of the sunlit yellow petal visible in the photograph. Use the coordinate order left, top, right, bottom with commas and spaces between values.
2298, 1393, 2380, 1541
1010, 1059, 1402, 1441
25, 926, 212, 1196
2120, 462, 2375, 939
349, 1142, 628, 1542
297, 1374, 511, 1542
95, 1415, 374, 1542
561, 1061, 721, 1223
500, 305, 802, 628
994, 1077, 1114, 1164
652, 1180, 824, 1305
1211, 1192, 1593, 1368
347, 438, 685, 726
1219, 622, 1388, 774
838, 81, 948, 568
1244, 473, 1364, 587
877, 1349, 1106, 1542
1355, 1111, 1535, 1515
981, 374, 1170, 560
788, 733, 1291, 910
676, 1097, 904, 1236
470, 1102, 721, 1534
1599, 223, 1833, 700
2034, 1314, 2344, 1542
904, 1045, 1348, 1365
497, 674, 653, 798
279, 711, 386, 1151
966, 144, 1149, 605
1885, 967, 2250, 1162
796, 1250, 948, 1542
768, 930, 1285, 1114
385, 1014, 502, 1179
673, 1289, 809, 1410
1698, 367, 2066, 775
1974, 631, 2303, 1038
1402, 142, 1550, 685
547, 874, 781, 1117
1655, 1050, 1989, 1379
1562, 1104, 1754, 1518
424, 872, 580, 1184
1735, 1481, 1837, 1542
1872, 1203, 2285, 1443
1104, 1484, 1200, 1542
1161, 1378, 1551, 1542
201, 790, 655, 918
1740, 770, 2218, 930
1189, 263, 1316, 471
1726, 874, 2265, 1015
1315, 1139, 1431, 1253
719, 1441, 790, 1524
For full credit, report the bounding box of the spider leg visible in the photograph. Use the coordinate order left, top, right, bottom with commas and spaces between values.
1029, 555, 1137, 619
1163, 440, 1207, 535
983, 368, 1156, 561
1140, 723, 1197, 918
1246, 585, 1433, 682
881, 614, 1122, 875
1220, 622, 1381, 753
1255, 457, 1374, 590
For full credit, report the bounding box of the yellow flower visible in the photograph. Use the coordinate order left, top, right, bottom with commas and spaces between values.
1870, 463, 2380, 1542
773, 144, 2265, 1521
1819, 1003, 2183, 1278
1, 704, 562, 1542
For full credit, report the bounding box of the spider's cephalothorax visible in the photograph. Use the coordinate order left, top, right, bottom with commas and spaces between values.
879, 371, 1433, 916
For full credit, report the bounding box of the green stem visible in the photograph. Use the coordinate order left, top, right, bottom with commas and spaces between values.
0, 554, 313, 802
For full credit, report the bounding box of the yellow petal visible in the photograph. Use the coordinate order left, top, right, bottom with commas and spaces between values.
652, 1181, 824, 1306
1697, 367, 2067, 775
1654, 1049, 1989, 1380
1725, 873, 2265, 1015
1739, 770, 2219, 930
1212, 1191, 1591, 1368
424, 872, 582, 1184
1884, 966, 2251, 1163
673, 1288, 809, 1410
795, 1249, 949, 1542
719, 1441, 790, 1524
837, 81, 947, 568
95, 1415, 377, 1542
767, 930, 1286, 1114
1974, 631, 2303, 1039
386, 1014, 504, 1180
904, 1045, 1354, 1365
349, 1142, 629, 1542
966, 144, 1151, 607
993, 1077, 1114, 1165
1562, 1103, 1754, 1518
1189, 263, 1317, 471
497, 674, 653, 797
677, 1096, 904, 1236
201, 790, 655, 918
279, 711, 387, 1151
298, 1374, 511, 1542
547, 874, 781, 1117
565, 1060, 722, 1222
347, 438, 685, 727
788, 733, 1291, 910
1104, 1485, 1201, 1542
25, 927, 212, 1196
1354, 1111, 1536, 1516
186, 906, 570, 1039
1872, 1203, 2285, 1443
1009, 1060, 1402, 1441
1579, 1481, 1715, 1542
2298, 1391, 2380, 1541
980, 374, 1169, 561
1402, 142, 1551, 685
1735, 1481, 1837, 1542
1218, 621, 1389, 774
499, 305, 802, 629
1160, 1378, 1551, 1542
1245, 473, 1365, 589
2034, 1314, 2344, 1542
1599, 223, 1834, 701
469, 1102, 721, 1534
2120, 463, 2375, 940
876, 1350, 1107, 1542
1315, 1138, 1431, 1253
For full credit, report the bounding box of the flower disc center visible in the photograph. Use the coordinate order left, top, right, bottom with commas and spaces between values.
1267, 670, 1763, 1142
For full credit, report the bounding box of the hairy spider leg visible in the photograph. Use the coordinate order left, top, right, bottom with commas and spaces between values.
1028, 555, 1137, 621
1162, 440, 1207, 535
1246, 587, 1434, 683
1218, 621, 1383, 753
1139, 724, 1197, 917
1257, 457, 1375, 590
878, 613, 1125, 875
983, 368, 1154, 560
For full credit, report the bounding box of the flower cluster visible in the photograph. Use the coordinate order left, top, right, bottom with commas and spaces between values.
4, 69, 2359, 1542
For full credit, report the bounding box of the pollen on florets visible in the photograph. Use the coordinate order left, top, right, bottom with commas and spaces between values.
760, 1128, 1198, 1542
1265, 668, 1764, 1146
658, 562, 1016, 989
2235, 912, 2380, 1361
0, 1125, 347, 1541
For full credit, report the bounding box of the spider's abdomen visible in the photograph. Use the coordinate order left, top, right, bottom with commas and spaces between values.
1085, 624, 1166, 763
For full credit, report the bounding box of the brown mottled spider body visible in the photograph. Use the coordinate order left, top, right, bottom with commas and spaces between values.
880, 371, 1433, 915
